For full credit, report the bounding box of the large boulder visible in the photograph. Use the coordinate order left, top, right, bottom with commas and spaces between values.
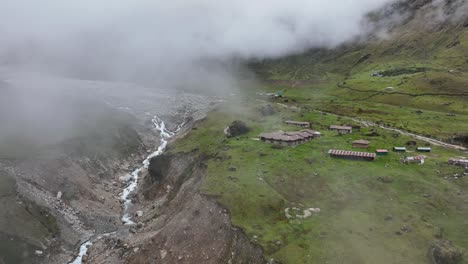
430, 240, 462, 264
226, 121, 250, 137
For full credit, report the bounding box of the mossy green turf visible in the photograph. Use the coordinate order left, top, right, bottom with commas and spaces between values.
169, 98, 468, 264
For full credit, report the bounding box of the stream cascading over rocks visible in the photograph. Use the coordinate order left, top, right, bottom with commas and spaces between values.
121, 116, 178, 225
69, 115, 182, 263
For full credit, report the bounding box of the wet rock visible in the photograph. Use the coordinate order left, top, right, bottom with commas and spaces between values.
82, 255, 88, 262
401, 225, 412, 233
226, 120, 250, 137
430, 240, 462, 264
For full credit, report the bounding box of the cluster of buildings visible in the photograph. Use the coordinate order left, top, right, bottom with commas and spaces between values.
257, 120, 453, 166
326, 125, 434, 163
259, 120, 319, 146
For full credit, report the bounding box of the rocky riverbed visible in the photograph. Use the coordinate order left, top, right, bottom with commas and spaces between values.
0, 68, 265, 264
0, 69, 232, 263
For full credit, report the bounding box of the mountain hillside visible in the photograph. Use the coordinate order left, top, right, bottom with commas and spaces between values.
252, 0, 468, 143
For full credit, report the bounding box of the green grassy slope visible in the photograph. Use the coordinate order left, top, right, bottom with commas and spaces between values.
169, 97, 468, 263
250, 8, 468, 143
169, 3, 468, 263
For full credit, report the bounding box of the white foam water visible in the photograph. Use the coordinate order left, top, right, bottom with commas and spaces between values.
120, 116, 181, 225
69, 240, 92, 264
69, 116, 183, 263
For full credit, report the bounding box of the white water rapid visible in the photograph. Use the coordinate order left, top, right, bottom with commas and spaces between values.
121, 116, 176, 225
69, 115, 183, 263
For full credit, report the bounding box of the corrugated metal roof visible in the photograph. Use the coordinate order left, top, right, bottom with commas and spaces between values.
330, 125, 352, 130
352, 140, 370, 144
393, 147, 407, 150
376, 149, 388, 152
260, 129, 319, 142
406, 156, 425, 161
449, 159, 468, 163
417, 147, 432, 150
328, 149, 376, 158
285, 120, 310, 126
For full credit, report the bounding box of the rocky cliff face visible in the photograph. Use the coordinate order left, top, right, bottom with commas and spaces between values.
133, 151, 265, 264
83, 149, 265, 264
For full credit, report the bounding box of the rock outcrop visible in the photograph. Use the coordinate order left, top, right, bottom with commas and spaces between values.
117, 151, 266, 264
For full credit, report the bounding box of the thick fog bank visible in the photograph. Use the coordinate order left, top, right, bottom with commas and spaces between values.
0, 0, 396, 82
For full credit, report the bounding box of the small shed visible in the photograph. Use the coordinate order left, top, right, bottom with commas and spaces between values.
401, 156, 425, 165
393, 147, 407, 152
328, 149, 376, 161
285, 120, 310, 128
448, 159, 468, 166
417, 147, 431, 152
329, 125, 352, 134
352, 140, 370, 148
376, 149, 389, 156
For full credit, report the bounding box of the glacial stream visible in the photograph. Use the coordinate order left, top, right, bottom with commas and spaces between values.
121, 116, 175, 225
69, 115, 182, 263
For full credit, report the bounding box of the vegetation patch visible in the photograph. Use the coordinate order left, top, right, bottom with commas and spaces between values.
378, 67, 429, 77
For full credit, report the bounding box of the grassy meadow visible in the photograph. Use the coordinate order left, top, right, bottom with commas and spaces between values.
168, 97, 468, 263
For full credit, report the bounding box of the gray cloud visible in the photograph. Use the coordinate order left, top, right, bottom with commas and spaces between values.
0, 0, 396, 82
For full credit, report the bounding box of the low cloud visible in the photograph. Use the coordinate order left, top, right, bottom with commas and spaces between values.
0, 0, 395, 83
